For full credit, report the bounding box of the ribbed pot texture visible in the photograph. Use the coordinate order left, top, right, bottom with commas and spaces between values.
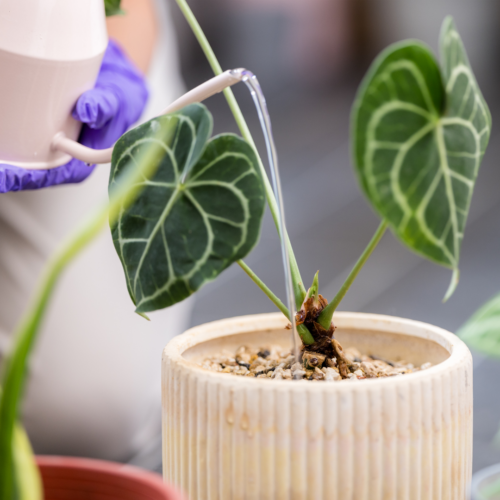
162, 312, 472, 500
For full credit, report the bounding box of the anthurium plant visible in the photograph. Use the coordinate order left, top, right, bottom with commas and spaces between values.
110, 13, 490, 355
0, 2, 491, 498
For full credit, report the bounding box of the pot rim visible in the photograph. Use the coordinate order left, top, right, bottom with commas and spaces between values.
36, 455, 185, 499
163, 311, 471, 390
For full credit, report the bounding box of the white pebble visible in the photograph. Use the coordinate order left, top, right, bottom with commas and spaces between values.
292, 369, 306, 380
324, 367, 341, 382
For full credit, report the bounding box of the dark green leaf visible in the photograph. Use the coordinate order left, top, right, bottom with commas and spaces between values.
109, 104, 265, 313
352, 17, 491, 297
458, 293, 500, 358
104, 0, 124, 16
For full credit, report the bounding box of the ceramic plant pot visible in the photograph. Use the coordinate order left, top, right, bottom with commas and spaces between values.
0, 0, 107, 168
36, 456, 185, 500
470, 463, 500, 500
162, 312, 472, 500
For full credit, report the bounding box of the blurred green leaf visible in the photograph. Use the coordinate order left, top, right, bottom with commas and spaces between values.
0, 117, 169, 500
0, 384, 42, 500
352, 17, 491, 298
13, 424, 42, 500
104, 0, 124, 16
458, 293, 500, 357
109, 104, 265, 313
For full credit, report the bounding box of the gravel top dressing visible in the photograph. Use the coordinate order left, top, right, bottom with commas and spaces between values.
199, 344, 432, 381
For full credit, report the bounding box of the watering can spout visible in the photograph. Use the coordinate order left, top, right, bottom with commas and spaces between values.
51, 134, 114, 165
51, 69, 246, 165
160, 68, 244, 115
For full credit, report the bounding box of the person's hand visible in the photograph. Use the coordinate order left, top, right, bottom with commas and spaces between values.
0, 40, 148, 193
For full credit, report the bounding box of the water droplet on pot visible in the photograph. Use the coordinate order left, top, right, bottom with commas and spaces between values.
225, 406, 234, 425
240, 413, 249, 430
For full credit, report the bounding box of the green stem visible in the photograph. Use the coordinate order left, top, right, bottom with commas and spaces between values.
297, 323, 315, 345
237, 260, 289, 319
318, 220, 388, 329
308, 271, 319, 302
175, 0, 306, 309
237, 261, 314, 344
0, 132, 170, 498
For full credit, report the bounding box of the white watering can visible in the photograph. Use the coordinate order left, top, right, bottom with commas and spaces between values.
1, 0, 245, 169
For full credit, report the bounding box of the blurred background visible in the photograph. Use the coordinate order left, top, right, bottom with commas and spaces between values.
163, 0, 500, 473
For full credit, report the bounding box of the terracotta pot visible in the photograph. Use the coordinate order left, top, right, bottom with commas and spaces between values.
36, 456, 185, 500
162, 312, 472, 500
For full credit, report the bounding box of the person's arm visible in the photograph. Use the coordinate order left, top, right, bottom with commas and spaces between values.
106, 0, 159, 74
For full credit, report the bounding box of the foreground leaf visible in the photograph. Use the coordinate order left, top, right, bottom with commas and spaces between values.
0, 128, 167, 500
352, 17, 491, 296
457, 293, 500, 357
13, 424, 42, 500
0, 384, 42, 500
110, 104, 265, 313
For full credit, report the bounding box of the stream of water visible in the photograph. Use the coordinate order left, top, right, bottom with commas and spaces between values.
236, 69, 300, 359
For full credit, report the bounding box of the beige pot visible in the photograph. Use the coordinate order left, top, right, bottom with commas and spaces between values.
162, 312, 472, 500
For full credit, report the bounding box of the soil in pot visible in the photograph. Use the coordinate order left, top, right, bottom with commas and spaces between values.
199, 297, 433, 381
199, 343, 433, 381
199, 293, 433, 382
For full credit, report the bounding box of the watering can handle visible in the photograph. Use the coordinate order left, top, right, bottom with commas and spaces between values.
51, 69, 245, 165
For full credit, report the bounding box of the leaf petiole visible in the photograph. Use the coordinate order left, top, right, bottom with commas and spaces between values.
237, 260, 290, 319
174, 0, 306, 309
318, 220, 388, 329
237, 260, 315, 344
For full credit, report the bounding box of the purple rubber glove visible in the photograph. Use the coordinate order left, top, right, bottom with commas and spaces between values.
0, 40, 148, 193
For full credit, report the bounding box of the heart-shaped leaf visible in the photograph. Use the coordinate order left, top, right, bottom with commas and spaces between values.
458, 293, 500, 357
109, 104, 265, 313
352, 17, 491, 297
